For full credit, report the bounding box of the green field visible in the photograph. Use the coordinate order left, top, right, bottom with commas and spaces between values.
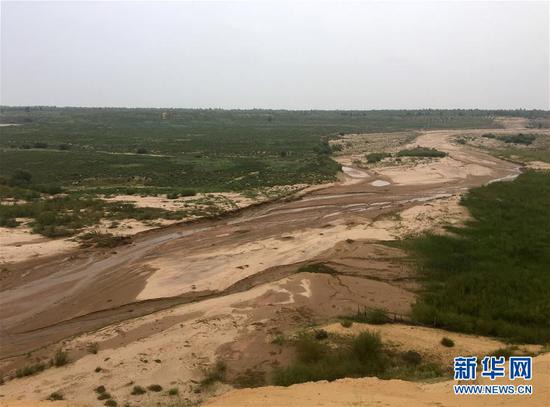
403, 171, 550, 344
0, 107, 511, 194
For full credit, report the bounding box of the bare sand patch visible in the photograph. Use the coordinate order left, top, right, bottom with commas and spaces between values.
137, 222, 394, 300
0, 226, 78, 264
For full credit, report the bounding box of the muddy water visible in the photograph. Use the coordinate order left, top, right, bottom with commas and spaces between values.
0, 129, 520, 358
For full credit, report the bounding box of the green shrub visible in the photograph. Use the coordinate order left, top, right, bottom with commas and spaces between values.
200, 360, 227, 387
167, 387, 179, 396
314, 329, 329, 340
366, 152, 390, 163
47, 392, 64, 401
346, 308, 391, 325
51, 349, 69, 367
104, 400, 117, 407
440, 337, 455, 347
271, 335, 285, 345
97, 392, 112, 400
147, 384, 163, 392
297, 263, 337, 275
87, 342, 99, 354
15, 362, 46, 378
340, 320, 353, 328
497, 133, 536, 145
78, 231, 131, 248
273, 330, 388, 386
95, 385, 106, 394
401, 350, 422, 365
166, 192, 179, 199
397, 147, 446, 158
130, 385, 146, 395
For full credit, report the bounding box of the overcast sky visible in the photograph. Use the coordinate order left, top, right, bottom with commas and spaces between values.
1, 1, 548, 109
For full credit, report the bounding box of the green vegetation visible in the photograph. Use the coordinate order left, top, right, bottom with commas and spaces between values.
97, 392, 112, 400
130, 385, 146, 395
78, 232, 131, 248
95, 385, 106, 394
273, 331, 443, 386
440, 337, 455, 347
168, 387, 179, 396
0, 108, 513, 195
47, 392, 64, 401
497, 133, 536, 145
86, 342, 99, 354
366, 152, 390, 163
342, 307, 391, 325
15, 362, 46, 378
200, 360, 227, 388
297, 262, 337, 275
403, 172, 550, 343
50, 349, 69, 367
271, 335, 285, 346
397, 147, 446, 158
147, 384, 163, 392
340, 320, 353, 328
104, 399, 117, 407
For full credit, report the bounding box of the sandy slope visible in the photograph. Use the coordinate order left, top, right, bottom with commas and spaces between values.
205, 353, 550, 407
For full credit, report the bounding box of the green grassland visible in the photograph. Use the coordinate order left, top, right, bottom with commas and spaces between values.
402, 171, 550, 344
0, 107, 509, 193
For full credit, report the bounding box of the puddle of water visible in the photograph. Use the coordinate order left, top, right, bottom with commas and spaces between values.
371, 180, 391, 187
342, 166, 369, 178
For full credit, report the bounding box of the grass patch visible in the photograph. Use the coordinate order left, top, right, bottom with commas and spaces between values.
167, 387, 179, 396
402, 172, 550, 343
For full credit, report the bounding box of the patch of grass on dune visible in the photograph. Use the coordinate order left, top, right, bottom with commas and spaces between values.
402, 171, 550, 343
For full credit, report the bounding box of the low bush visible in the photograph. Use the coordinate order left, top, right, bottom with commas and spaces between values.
314, 329, 329, 340
130, 385, 146, 395
397, 147, 446, 158
47, 392, 64, 401
87, 342, 99, 354
497, 133, 536, 145
15, 362, 46, 378
366, 152, 390, 163
340, 320, 353, 328
200, 360, 227, 388
440, 337, 455, 347
344, 308, 391, 325
273, 331, 388, 386
147, 384, 163, 392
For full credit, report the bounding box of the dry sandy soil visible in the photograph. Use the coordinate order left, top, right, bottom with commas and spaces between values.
0, 123, 548, 406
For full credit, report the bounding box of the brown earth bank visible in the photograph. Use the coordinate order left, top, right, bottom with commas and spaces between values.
1, 125, 548, 406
